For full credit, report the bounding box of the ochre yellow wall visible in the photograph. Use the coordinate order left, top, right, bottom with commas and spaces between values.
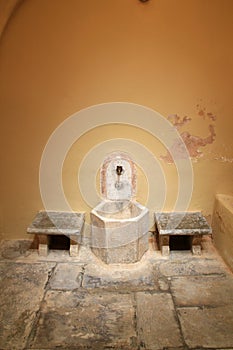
0, 0, 233, 239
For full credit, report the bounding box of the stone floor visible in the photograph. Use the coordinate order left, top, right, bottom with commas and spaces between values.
0, 235, 233, 350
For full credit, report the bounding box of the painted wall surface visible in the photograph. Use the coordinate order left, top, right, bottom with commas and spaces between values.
0, 0, 233, 239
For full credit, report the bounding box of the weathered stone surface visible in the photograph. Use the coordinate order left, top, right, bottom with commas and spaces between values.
38, 243, 48, 257
0, 262, 55, 350
161, 244, 170, 256
0, 240, 33, 260
155, 212, 211, 256
171, 274, 233, 307
212, 194, 233, 272
93, 239, 139, 264
29, 291, 137, 349
155, 212, 211, 235
136, 292, 183, 350
27, 211, 85, 258
178, 305, 233, 348
91, 200, 149, 264
27, 211, 85, 236
158, 276, 170, 291
1, 237, 233, 350
191, 244, 201, 255
82, 261, 158, 291
69, 237, 79, 257
48, 263, 84, 290
159, 257, 227, 277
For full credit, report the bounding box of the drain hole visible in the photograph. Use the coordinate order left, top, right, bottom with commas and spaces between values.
49, 235, 70, 250
170, 235, 191, 251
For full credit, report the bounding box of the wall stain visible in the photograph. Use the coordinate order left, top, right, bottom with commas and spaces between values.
167, 114, 191, 129
196, 105, 217, 121
213, 156, 233, 163
160, 107, 217, 163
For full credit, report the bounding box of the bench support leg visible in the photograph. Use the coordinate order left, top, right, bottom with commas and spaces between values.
69, 236, 79, 257
191, 235, 202, 255
38, 234, 49, 257
159, 235, 170, 256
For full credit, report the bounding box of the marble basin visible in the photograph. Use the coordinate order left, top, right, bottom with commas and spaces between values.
90, 200, 149, 264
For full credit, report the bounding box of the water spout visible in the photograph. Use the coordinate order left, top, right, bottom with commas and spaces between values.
116, 165, 123, 176
115, 165, 124, 190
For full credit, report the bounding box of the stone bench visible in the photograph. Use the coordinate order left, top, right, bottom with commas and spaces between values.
154, 212, 212, 256
27, 211, 85, 257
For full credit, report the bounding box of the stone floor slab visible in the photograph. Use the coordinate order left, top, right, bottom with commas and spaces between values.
28, 291, 137, 349
159, 256, 227, 277
0, 262, 55, 350
82, 260, 159, 291
178, 305, 233, 348
0, 240, 33, 260
0, 238, 233, 350
136, 292, 183, 350
171, 274, 233, 307
48, 263, 84, 290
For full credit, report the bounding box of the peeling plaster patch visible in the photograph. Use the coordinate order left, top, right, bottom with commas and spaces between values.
160, 124, 216, 163
161, 109, 217, 163
160, 138, 189, 164
180, 124, 216, 158
168, 114, 191, 129
196, 105, 217, 121
207, 112, 217, 121
214, 156, 233, 163
197, 108, 205, 118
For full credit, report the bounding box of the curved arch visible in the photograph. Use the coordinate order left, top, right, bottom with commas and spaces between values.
0, 0, 24, 40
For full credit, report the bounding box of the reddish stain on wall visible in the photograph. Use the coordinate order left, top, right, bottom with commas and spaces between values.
168, 114, 191, 129
180, 124, 216, 158
196, 105, 217, 121
161, 108, 217, 163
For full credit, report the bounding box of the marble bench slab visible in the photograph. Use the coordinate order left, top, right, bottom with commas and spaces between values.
27, 211, 85, 257
154, 212, 212, 256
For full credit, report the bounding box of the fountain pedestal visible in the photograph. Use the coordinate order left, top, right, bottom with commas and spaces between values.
91, 152, 149, 264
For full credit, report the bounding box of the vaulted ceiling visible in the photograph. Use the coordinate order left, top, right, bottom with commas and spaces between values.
0, 0, 23, 40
